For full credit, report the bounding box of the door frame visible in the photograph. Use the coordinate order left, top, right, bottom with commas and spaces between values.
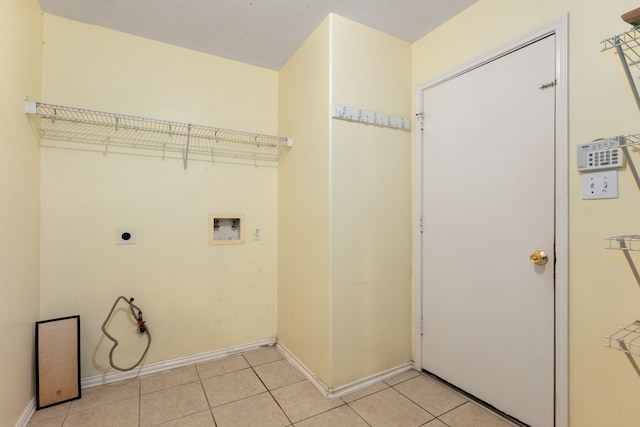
413, 15, 568, 427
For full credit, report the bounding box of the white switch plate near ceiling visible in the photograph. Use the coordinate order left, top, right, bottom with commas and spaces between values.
581, 170, 618, 199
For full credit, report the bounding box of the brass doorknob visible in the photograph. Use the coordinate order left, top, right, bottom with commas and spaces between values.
530, 250, 548, 265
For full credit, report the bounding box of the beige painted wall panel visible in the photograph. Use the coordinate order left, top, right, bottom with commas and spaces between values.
42, 15, 278, 134
413, 0, 640, 425
330, 15, 412, 386
40, 15, 279, 378
0, 0, 43, 425
278, 17, 332, 384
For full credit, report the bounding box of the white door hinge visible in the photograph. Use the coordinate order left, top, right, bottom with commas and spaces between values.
416, 112, 424, 130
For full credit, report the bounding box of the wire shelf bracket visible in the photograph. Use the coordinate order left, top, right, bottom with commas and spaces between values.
602, 27, 640, 111
25, 100, 293, 169
605, 320, 640, 357
605, 235, 640, 251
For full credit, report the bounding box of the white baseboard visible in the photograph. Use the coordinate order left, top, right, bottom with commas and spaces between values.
81, 337, 276, 389
14, 397, 36, 427
276, 342, 415, 398
327, 362, 416, 398
20, 337, 412, 426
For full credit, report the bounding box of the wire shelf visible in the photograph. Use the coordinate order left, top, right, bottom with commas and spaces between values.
605, 320, 640, 357
602, 27, 640, 59
25, 101, 292, 168
618, 133, 640, 147
605, 235, 640, 251
602, 27, 640, 110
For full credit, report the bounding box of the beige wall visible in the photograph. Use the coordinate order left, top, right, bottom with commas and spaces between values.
13, 2, 640, 423
329, 15, 413, 386
0, 0, 42, 425
277, 17, 333, 383
40, 15, 280, 378
412, 0, 640, 425
278, 15, 412, 388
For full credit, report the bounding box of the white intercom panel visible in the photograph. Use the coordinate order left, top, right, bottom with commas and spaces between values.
576, 138, 624, 171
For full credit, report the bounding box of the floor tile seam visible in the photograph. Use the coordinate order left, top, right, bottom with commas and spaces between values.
138, 372, 142, 427
431, 416, 453, 427
194, 362, 207, 381
242, 352, 286, 368
53, 403, 73, 425
249, 364, 295, 425
422, 419, 451, 427
262, 377, 308, 393
289, 402, 357, 426
390, 384, 440, 419
246, 357, 308, 392
418, 371, 474, 403
197, 364, 256, 382
383, 371, 423, 388
65, 393, 142, 418
33, 404, 71, 426
383, 377, 412, 388
435, 400, 470, 421
458, 399, 523, 427
140, 378, 203, 396
209, 387, 279, 409
432, 390, 522, 427
341, 401, 375, 427
379, 386, 440, 424
265, 388, 295, 426
152, 408, 214, 427
207, 385, 274, 410
195, 375, 218, 426
340, 383, 391, 404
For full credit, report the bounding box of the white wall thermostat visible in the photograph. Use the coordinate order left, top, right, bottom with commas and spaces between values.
577, 138, 624, 171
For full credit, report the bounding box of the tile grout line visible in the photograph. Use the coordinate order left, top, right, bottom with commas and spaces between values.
418, 371, 523, 426
390, 381, 438, 420
138, 378, 141, 427
432, 401, 466, 427
62, 400, 71, 426
194, 362, 219, 426
341, 385, 387, 426
243, 351, 371, 426
243, 353, 296, 426
342, 400, 375, 427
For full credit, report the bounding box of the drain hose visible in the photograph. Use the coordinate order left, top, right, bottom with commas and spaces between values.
101, 296, 151, 372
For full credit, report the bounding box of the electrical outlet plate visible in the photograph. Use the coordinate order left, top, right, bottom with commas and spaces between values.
116, 228, 136, 245
581, 170, 618, 199
252, 225, 262, 241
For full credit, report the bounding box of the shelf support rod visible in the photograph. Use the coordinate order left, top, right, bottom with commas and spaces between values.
620, 143, 640, 191
614, 39, 640, 111
184, 124, 191, 170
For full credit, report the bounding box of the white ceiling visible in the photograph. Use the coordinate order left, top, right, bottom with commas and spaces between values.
38, 0, 478, 70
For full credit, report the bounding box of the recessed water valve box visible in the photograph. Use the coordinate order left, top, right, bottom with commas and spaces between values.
116, 228, 136, 245
208, 214, 244, 245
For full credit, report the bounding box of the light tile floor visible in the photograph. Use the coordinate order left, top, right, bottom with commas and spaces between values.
28, 346, 517, 427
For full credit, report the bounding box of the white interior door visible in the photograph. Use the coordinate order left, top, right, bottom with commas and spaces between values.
420, 34, 556, 426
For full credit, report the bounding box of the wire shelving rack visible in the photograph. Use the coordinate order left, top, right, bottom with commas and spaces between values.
25, 100, 293, 168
